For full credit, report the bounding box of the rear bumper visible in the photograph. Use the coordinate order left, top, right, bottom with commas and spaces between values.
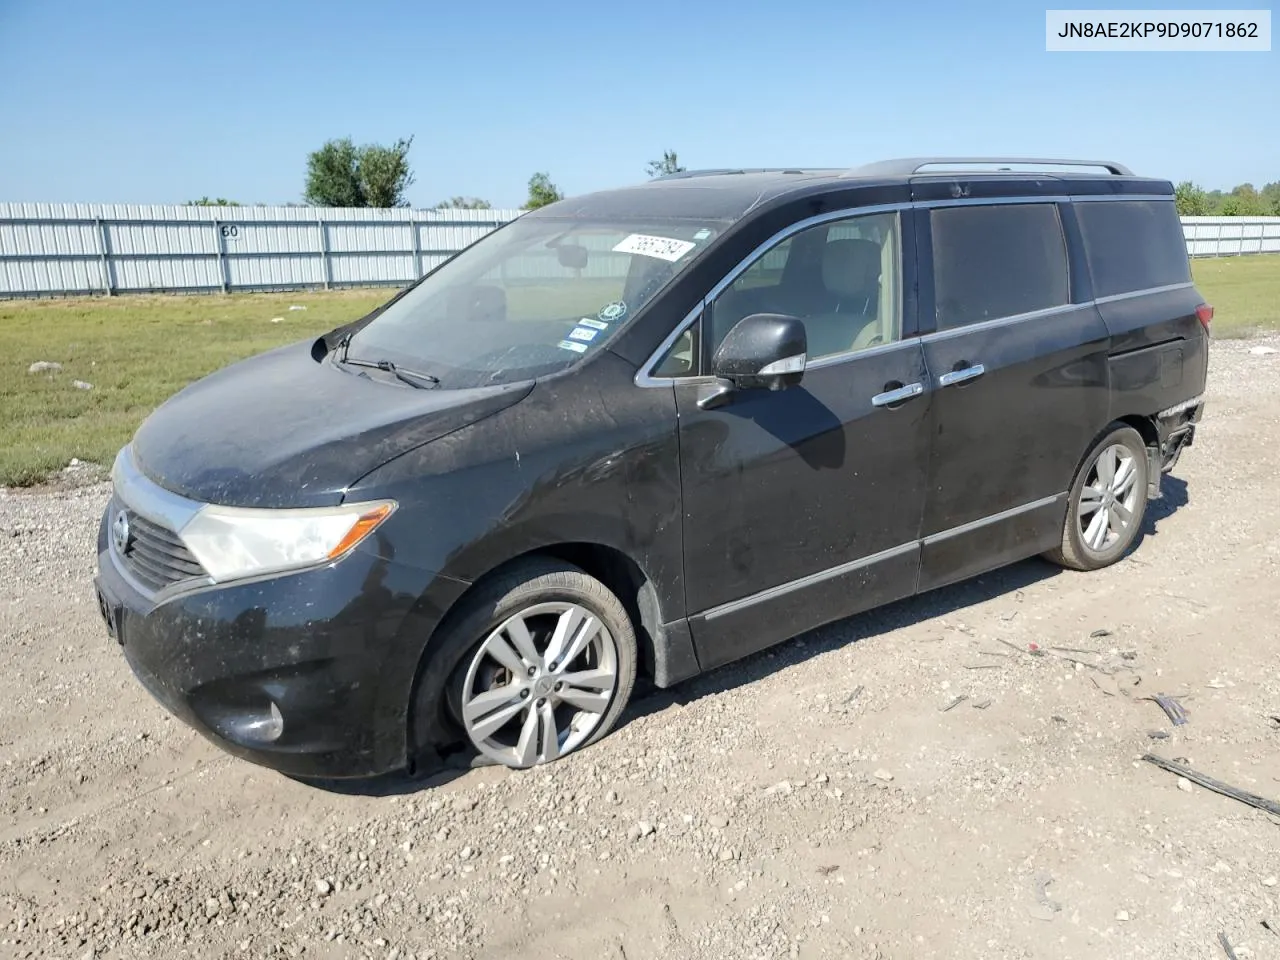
94, 509, 468, 779
1157, 395, 1204, 473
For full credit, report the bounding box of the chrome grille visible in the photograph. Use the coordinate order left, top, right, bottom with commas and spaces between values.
113, 500, 207, 591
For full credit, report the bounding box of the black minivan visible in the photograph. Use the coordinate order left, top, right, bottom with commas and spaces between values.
94, 158, 1210, 778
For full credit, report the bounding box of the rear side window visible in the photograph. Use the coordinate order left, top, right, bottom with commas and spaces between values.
930, 204, 1070, 330
1076, 200, 1191, 298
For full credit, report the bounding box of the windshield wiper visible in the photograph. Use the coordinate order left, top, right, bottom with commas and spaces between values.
336, 335, 440, 388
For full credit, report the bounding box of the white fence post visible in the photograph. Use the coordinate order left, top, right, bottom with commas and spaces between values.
94, 217, 113, 296
318, 215, 331, 290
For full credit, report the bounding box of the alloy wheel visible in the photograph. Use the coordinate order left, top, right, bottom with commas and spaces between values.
458, 601, 618, 768
1076, 442, 1142, 554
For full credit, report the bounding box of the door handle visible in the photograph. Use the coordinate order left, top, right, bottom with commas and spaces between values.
938, 363, 985, 387
871, 381, 924, 408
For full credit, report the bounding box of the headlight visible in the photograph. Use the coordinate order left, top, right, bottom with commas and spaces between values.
179, 500, 396, 583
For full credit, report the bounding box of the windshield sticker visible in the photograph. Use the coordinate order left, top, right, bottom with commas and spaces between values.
557, 339, 588, 354
578, 317, 609, 330
568, 326, 598, 342
693, 228, 712, 240
613, 233, 698, 263
598, 301, 628, 322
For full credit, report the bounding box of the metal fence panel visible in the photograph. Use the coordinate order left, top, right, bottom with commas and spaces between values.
1, 204, 1277, 299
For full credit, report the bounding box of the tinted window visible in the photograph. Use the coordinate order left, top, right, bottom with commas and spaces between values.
931, 204, 1069, 330
707, 211, 902, 362
1076, 199, 1191, 298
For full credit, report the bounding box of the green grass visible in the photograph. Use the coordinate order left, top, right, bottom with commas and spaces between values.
1191, 253, 1280, 338
2, 255, 1278, 487
0, 289, 389, 487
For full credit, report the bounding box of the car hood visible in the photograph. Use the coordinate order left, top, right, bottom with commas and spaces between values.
130, 340, 533, 508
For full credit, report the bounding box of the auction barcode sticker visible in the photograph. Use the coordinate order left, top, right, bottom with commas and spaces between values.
1046, 9, 1271, 50
613, 234, 697, 262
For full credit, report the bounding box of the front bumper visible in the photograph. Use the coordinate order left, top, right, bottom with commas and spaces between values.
94, 507, 468, 780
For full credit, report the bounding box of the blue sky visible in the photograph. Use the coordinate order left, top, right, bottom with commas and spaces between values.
0, 0, 1275, 207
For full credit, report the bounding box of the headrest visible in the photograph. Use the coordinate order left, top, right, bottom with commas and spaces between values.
821, 238, 881, 300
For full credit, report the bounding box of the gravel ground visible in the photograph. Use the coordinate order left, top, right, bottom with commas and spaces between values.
2, 335, 1279, 960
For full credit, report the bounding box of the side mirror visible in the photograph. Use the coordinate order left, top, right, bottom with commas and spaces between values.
712, 313, 807, 391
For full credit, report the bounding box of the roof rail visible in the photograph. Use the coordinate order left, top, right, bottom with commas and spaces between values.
841, 157, 1135, 178
651, 167, 838, 181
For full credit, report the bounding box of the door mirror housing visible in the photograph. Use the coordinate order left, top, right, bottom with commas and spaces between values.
712, 313, 807, 391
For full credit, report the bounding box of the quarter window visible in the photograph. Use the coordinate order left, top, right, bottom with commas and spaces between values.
930, 204, 1070, 330
1075, 199, 1191, 298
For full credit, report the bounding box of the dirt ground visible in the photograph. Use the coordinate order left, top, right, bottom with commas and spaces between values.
2, 336, 1279, 960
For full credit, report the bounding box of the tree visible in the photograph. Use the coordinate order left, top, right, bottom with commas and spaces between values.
1220, 183, 1266, 217
303, 135, 416, 208
1263, 181, 1280, 216
187, 196, 241, 206
304, 137, 363, 207
646, 150, 686, 178
359, 136, 416, 208
524, 172, 564, 210
433, 196, 492, 210
1174, 181, 1210, 216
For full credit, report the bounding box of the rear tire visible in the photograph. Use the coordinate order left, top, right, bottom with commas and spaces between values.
1044, 424, 1149, 571
411, 558, 637, 771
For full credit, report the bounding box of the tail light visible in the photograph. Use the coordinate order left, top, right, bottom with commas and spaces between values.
1195, 303, 1213, 335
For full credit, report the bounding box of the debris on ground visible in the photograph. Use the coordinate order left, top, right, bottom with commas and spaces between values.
289, 304, 307, 311
1148, 730, 1171, 740
1027, 873, 1062, 921
1218, 931, 1240, 959
971, 699, 993, 710
1148, 694, 1190, 726
71, 380, 93, 390
1144, 754, 1280, 816
28, 360, 62, 374
1090, 628, 1113, 638
941, 695, 968, 712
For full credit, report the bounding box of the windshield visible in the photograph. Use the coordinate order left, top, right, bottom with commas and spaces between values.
344, 216, 726, 388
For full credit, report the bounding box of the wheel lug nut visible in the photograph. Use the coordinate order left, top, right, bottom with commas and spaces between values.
554, 681, 563, 691
536, 697, 547, 707
549, 661, 559, 671
527, 666, 537, 677
520, 689, 530, 699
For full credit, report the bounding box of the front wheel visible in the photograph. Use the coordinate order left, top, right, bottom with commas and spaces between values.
1044, 424, 1149, 571
419, 559, 637, 770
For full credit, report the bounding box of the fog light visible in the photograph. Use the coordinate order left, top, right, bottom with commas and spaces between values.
213, 700, 285, 745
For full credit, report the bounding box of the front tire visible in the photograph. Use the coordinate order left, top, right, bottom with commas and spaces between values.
1045, 424, 1149, 571
416, 558, 637, 771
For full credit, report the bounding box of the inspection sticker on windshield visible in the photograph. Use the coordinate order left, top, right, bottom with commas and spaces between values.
578, 317, 609, 330
598, 301, 627, 322
612, 233, 697, 262
568, 326, 598, 342
557, 339, 588, 354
